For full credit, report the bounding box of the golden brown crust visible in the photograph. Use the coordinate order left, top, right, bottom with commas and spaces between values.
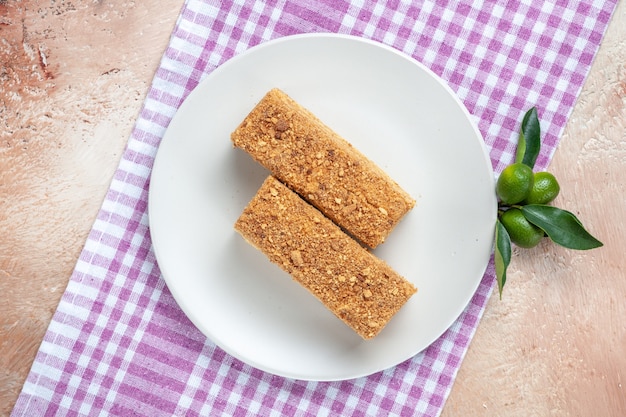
234, 176, 417, 340
231, 88, 415, 248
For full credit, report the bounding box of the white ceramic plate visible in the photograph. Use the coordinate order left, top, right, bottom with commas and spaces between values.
149, 34, 497, 381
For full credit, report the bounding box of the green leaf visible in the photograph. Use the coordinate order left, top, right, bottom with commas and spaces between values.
521, 205, 603, 250
515, 107, 541, 169
495, 219, 512, 298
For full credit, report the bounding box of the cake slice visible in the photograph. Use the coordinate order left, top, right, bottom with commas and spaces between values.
231, 88, 415, 248
234, 176, 417, 340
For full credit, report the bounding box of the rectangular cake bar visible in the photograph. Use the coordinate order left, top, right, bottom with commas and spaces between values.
231, 88, 415, 248
234, 176, 417, 340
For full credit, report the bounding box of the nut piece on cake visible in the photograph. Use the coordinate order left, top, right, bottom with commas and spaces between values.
234, 176, 417, 340
231, 88, 415, 248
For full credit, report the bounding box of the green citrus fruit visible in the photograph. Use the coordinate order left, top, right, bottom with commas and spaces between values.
524, 171, 560, 205
500, 208, 544, 248
496, 163, 534, 205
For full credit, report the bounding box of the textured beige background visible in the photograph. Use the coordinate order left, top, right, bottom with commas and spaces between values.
1, 1, 625, 416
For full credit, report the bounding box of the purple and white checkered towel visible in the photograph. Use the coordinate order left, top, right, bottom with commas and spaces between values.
12, 1, 617, 416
